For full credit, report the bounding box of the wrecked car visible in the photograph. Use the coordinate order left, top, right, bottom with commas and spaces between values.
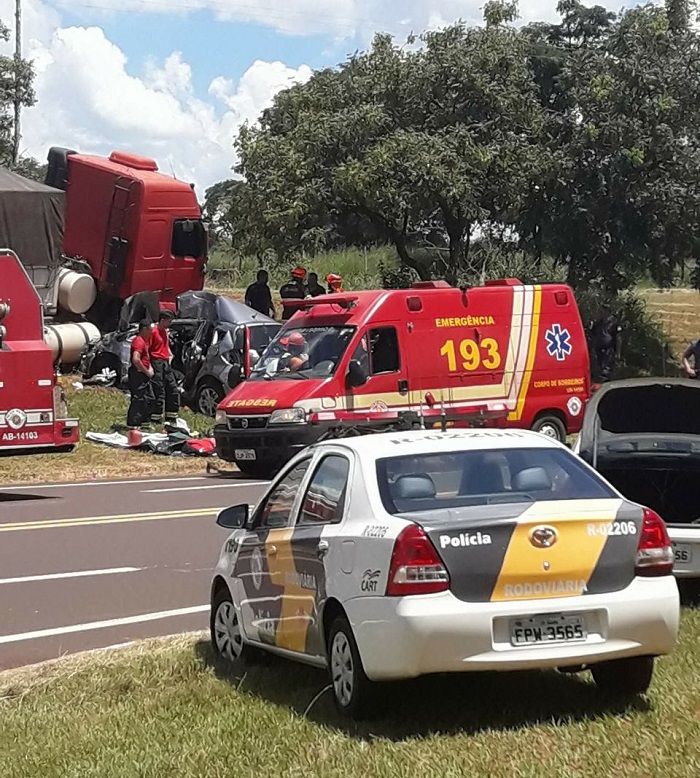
576, 377, 700, 591
81, 290, 280, 416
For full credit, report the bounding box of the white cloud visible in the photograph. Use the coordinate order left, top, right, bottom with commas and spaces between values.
0, 0, 312, 192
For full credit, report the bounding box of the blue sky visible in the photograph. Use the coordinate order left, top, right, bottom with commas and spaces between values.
4, 0, 629, 191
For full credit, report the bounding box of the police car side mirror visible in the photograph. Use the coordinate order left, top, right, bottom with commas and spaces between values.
346, 360, 368, 388
216, 504, 249, 530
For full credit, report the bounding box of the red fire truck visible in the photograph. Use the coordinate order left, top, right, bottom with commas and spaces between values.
0, 250, 79, 454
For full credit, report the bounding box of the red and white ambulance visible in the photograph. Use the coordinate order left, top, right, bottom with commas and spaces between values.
214, 279, 590, 477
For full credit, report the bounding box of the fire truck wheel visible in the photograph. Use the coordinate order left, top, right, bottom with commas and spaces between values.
195, 379, 225, 417
531, 414, 567, 443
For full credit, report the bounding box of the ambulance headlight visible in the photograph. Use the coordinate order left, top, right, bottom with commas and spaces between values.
215, 410, 227, 426
269, 408, 306, 425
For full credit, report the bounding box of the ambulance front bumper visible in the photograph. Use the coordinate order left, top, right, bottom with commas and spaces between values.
214, 422, 327, 463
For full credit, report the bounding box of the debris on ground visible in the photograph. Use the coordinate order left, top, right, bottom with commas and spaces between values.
85, 418, 216, 457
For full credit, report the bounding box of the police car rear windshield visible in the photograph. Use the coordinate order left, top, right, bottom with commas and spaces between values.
251, 326, 356, 380
376, 447, 615, 514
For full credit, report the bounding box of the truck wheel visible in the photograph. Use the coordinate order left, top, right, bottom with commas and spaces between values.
531, 415, 567, 443
235, 460, 277, 479
195, 379, 225, 417
591, 656, 655, 696
327, 615, 377, 720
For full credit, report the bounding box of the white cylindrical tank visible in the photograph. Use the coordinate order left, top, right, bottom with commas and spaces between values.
57, 268, 97, 315
44, 322, 101, 365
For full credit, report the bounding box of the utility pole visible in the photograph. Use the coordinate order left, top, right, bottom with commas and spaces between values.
12, 0, 21, 167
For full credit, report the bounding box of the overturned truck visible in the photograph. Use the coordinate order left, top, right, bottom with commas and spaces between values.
576, 378, 700, 587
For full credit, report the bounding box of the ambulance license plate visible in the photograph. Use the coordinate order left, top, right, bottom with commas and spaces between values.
235, 449, 256, 461
673, 543, 693, 564
510, 613, 586, 646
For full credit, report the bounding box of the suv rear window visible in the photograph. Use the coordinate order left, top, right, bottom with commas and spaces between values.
376, 447, 615, 514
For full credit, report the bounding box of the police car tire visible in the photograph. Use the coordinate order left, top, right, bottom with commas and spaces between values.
328, 616, 377, 720
531, 415, 567, 443
210, 588, 255, 669
590, 656, 655, 696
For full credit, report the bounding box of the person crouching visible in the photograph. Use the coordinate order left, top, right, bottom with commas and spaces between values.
127, 320, 155, 430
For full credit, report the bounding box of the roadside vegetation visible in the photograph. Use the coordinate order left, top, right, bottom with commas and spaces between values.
1, 609, 699, 778
0, 380, 212, 485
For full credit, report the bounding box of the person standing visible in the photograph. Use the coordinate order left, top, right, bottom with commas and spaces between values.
279, 267, 306, 321
682, 339, 700, 379
245, 269, 275, 317
127, 320, 155, 430
326, 273, 344, 294
306, 272, 326, 298
590, 305, 622, 383
149, 310, 180, 425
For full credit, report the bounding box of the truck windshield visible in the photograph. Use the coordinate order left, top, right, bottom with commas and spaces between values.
251, 326, 355, 380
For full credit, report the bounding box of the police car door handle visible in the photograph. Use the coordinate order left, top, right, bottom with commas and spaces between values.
268, 545, 278, 556
317, 540, 329, 557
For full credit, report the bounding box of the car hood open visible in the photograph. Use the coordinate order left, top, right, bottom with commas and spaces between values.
578, 378, 700, 467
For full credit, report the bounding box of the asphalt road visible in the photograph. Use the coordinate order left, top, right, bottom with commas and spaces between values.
0, 474, 269, 671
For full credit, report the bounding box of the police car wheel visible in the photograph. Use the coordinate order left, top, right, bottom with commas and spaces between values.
531, 415, 567, 443
211, 588, 250, 666
328, 616, 376, 719
590, 656, 655, 696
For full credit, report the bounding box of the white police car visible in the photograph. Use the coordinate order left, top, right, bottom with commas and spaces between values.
210, 429, 680, 719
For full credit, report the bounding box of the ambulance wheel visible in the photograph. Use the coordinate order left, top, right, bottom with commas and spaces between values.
211, 587, 256, 669
531, 414, 567, 443
328, 616, 377, 720
195, 379, 225, 417
591, 656, 655, 696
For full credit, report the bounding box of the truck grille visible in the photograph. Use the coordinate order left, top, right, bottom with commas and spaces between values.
227, 415, 269, 430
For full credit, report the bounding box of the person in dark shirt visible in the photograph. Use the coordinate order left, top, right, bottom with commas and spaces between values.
306, 272, 326, 298
682, 340, 700, 379
279, 267, 306, 321
591, 306, 622, 383
245, 269, 275, 317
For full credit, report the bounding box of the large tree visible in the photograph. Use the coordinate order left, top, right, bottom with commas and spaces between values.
236, 21, 550, 281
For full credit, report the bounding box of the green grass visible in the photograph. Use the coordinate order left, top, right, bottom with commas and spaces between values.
1, 610, 699, 778
206, 245, 398, 292
0, 378, 215, 485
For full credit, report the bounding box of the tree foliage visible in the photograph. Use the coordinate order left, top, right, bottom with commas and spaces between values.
219, 1, 700, 296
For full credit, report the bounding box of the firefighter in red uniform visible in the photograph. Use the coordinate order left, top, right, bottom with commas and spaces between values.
127, 319, 155, 429
149, 310, 180, 425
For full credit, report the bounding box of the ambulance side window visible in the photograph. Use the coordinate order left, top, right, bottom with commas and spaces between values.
368, 327, 400, 374
256, 459, 311, 529
298, 455, 350, 525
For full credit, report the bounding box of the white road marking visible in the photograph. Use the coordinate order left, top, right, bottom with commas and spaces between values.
0, 605, 209, 645
142, 482, 267, 493
0, 476, 213, 491
0, 567, 142, 585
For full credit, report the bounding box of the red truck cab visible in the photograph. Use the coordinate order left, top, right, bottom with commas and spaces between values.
214, 280, 590, 477
46, 147, 207, 330
0, 250, 79, 453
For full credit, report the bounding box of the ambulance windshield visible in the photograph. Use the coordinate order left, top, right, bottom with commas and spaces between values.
251, 326, 356, 380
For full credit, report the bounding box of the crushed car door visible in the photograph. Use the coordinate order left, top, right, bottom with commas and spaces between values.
234, 457, 312, 646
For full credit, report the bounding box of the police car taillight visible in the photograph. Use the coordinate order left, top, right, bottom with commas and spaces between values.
635, 508, 674, 577
386, 524, 449, 596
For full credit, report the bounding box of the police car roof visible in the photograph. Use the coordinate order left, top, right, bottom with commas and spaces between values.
315, 428, 561, 459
